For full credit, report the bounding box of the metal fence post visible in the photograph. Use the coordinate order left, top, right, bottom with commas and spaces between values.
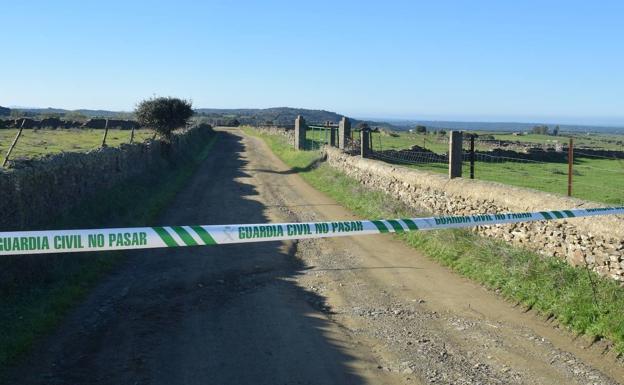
568, 137, 574, 196
449, 131, 463, 179
294, 115, 306, 150
338, 117, 351, 150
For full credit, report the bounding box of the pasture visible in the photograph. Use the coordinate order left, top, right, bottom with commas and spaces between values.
0, 129, 153, 165
306, 129, 624, 205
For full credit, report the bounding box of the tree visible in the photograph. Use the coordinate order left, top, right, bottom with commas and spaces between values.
531, 125, 549, 135
552, 125, 560, 136
226, 118, 240, 127
0, 106, 10, 116
415, 125, 427, 134
135, 97, 194, 141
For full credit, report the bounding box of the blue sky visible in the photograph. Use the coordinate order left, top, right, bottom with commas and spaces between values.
2, 0, 623, 125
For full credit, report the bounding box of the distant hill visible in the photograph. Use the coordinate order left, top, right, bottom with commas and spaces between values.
195, 107, 404, 130
12, 106, 619, 134
6, 106, 399, 130
195, 107, 345, 126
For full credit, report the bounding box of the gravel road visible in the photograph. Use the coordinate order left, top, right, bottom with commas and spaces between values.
8, 127, 624, 384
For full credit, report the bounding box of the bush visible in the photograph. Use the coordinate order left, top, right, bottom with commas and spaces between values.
135, 97, 194, 141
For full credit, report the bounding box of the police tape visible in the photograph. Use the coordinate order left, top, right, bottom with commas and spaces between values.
1, 206, 623, 256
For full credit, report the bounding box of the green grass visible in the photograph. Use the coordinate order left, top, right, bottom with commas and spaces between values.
491, 132, 624, 151
384, 154, 624, 205
0, 132, 218, 379
462, 158, 624, 205
304, 129, 624, 205
247, 127, 624, 355
0, 128, 154, 165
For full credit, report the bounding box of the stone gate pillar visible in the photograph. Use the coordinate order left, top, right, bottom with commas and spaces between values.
360, 127, 371, 158
294, 115, 306, 150
338, 117, 351, 150
449, 131, 463, 179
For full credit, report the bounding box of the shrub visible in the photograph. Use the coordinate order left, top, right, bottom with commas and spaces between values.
135, 97, 193, 141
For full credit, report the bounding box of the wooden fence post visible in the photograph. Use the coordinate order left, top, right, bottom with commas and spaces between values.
448, 131, 463, 179
129, 124, 136, 144
2, 118, 27, 167
101, 119, 109, 147
568, 138, 574, 196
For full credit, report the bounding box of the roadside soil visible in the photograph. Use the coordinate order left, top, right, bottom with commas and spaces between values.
8, 127, 624, 385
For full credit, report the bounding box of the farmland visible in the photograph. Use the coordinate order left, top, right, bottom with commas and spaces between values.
0, 129, 153, 165
306, 129, 624, 204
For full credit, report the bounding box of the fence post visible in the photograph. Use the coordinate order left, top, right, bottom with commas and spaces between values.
324, 120, 331, 146
469, 135, 475, 179
448, 131, 463, 179
294, 115, 306, 150
2, 118, 26, 167
360, 127, 370, 158
330, 127, 336, 147
568, 137, 574, 196
338, 117, 351, 150
101, 119, 109, 147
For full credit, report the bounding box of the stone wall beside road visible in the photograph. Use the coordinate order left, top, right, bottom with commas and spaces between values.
324, 147, 624, 281
0, 125, 214, 231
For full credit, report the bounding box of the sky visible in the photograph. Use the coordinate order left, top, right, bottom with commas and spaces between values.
1, 0, 623, 125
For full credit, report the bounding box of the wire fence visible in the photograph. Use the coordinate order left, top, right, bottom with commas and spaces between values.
294, 127, 623, 204
364, 131, 624, 204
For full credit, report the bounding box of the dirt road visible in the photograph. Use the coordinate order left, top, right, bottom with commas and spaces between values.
9, 128, 624, 384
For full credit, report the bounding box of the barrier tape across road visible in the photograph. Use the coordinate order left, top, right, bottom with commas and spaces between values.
1, 206, 623, 256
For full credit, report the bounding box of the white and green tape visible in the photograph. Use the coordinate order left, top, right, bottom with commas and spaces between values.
1, 206, 623, 256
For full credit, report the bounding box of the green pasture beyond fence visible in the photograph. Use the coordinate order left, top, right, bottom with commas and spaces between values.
302, 127, 624, 205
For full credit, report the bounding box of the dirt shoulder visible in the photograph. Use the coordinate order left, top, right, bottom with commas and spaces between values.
7, 127, 623, 385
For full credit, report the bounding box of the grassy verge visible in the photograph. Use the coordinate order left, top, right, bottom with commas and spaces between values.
246, 127, 624, 354
0, 132, 218, 377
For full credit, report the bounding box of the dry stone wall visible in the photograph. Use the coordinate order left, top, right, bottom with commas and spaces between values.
255, 126, 294, 145
0, 125, 213, 231
324, 147, 624, 281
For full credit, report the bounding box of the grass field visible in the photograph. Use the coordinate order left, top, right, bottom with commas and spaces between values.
305, 128, 624, 204
247, 127, 624, 355
491, 132, 624, 150
0, 129, 153, 165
